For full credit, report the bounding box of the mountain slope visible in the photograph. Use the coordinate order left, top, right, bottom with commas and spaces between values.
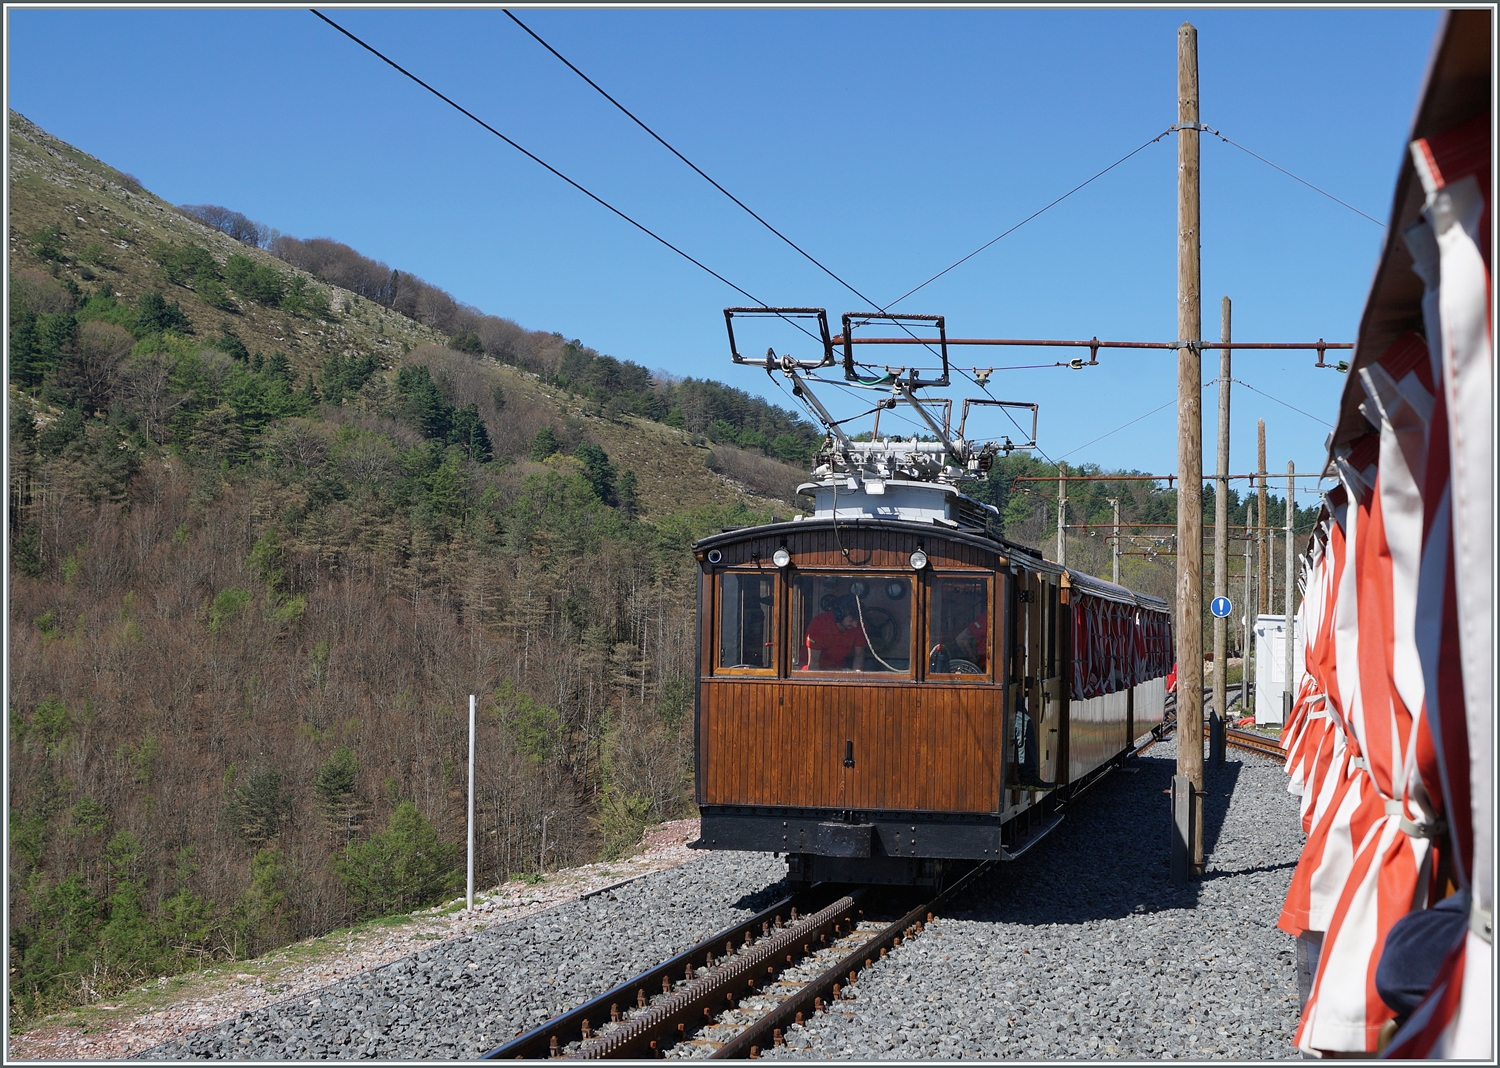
6, 110, 806, 1023
8, 110, 806, 519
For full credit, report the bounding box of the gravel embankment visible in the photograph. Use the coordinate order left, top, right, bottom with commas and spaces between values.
139, 739, 1303, 1061
138, 850, 786, 1060
765, 739, 1304, 1060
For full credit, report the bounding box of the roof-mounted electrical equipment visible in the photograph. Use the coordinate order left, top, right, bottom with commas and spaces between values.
724, 307, 835, 370
840, 312, 949, 389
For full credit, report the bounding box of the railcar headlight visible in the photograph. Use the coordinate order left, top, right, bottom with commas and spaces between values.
707, 549, 723, 564
772, 548, 792, 568
910, 550, 929, 570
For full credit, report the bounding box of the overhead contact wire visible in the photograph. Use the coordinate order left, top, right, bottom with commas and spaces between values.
310, 9, 800, 327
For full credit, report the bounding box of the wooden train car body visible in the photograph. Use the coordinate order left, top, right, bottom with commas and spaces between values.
692, 479, 1171, 885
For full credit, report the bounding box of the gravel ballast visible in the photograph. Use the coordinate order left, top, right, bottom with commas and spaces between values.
141, 738, 1303, 1061
765, 739, 1304, 1060
139, 850, 787, 1060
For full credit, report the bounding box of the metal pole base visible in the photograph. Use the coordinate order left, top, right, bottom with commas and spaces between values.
1170, 775, 1197, 884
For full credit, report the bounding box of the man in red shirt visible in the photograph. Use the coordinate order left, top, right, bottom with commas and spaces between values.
804, 597, 867, 671
953, 610, 988, 670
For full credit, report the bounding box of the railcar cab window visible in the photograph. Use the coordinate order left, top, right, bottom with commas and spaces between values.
716, 572, 777, 674
794, 574, 912, 675
927, 576, 991, 679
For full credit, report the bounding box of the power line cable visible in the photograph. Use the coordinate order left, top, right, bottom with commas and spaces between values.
310, 9, 809, 334
885, 128, 1175, 308
502, 10, 967, 378
1056, 399, 1177, 461
1229, 377, 1335, 428
503, 9, 887, 311
1204, 126, 1385, 228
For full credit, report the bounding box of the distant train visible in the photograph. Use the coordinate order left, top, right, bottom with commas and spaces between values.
690, 309, 1173, 886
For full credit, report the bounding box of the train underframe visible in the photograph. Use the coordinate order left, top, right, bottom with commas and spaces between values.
694, 754, 1125, 887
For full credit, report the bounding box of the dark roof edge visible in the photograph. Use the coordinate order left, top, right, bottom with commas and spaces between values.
692, 518, 1168, 612
1332, 10, 1491, 460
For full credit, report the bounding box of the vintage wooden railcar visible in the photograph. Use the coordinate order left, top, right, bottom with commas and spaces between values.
691, 478, 1172, 886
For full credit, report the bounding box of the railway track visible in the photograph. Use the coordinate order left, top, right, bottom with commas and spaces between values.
1134, 713, 1285, 762
486, 863, 993, 1060
1223, 725, 1285, 760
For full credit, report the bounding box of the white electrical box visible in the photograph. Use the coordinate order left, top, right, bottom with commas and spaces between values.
1253, 614, 1304, 726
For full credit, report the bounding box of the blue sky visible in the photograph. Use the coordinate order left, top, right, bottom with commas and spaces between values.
7, 6, 1439, 501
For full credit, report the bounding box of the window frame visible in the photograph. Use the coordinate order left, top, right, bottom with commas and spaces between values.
712, 568, 781, 677
923, 570, 996, 684
789, 568, 918, 679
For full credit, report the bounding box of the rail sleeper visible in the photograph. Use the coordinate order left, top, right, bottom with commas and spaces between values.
578, 894, 863, 1059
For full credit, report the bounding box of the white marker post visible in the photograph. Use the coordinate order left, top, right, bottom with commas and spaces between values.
467, 693, 476, 911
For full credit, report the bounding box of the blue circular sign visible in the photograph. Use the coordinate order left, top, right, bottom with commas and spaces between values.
1210, 596, 1233, 618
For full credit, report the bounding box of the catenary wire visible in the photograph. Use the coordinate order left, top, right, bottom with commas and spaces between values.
503, 11, 1183, 383
503, 9, 889, 313
501, 8, 963, 379
1057, 399, 1177, 460
1230, 378, 1336, 428
884, 128, 1175, 308
310, 9, 827, 348
1055, 377, 1222, 460
321, 11, 1338, 475
1204, 127, 1386, 228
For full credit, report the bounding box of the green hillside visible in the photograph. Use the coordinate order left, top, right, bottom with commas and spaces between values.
6, 110, 813, 1023
6, 110, 1316, 1025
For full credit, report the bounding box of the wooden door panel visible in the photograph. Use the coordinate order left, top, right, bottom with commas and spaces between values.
700, 680, 846, 807
845, 685, 1000, 812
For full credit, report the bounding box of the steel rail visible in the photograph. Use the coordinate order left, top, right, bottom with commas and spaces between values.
480, 890, 816, 1059
1224, 726, 1286, 760
576, 892, 868, 1059
711, 861, 997, 1059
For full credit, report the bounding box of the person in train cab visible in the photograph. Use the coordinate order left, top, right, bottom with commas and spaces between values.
803, 596, 867, 671
952, 608, 988, 670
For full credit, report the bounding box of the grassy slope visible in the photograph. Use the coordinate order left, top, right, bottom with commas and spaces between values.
6, 109, 798, 518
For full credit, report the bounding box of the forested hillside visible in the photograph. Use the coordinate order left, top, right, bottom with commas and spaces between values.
6, 111, 811, 1022
6, 110, 1316, 1023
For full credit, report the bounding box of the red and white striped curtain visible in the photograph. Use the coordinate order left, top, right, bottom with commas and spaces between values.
1274, 112, 1489, 1058
1383, 112, 1491, 1061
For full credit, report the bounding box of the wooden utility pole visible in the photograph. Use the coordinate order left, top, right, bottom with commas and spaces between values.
1057, 463, 1068, 566
1257, 421, 1269, 615
1241, 505, 1253, 716
1171, 20, 1204, 884
1211, 297, 1230, 768
1284, 461, 1296, 721
1110, 497, 1121, 585
1269, 530, 1277, 611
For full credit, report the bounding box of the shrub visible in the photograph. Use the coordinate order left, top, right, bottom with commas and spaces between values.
336, 801, 459, 920
530, 426, 559, 462
30, 224, 65, 262
223, 254, 286, 305
136, 291, 191, 337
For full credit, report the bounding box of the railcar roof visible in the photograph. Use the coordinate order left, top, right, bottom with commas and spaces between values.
692, 517, 1169, 613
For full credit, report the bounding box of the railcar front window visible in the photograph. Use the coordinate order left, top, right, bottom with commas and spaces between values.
793, 574, 912, 674
928, 576, 990, 678
716, 572, 777, 673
